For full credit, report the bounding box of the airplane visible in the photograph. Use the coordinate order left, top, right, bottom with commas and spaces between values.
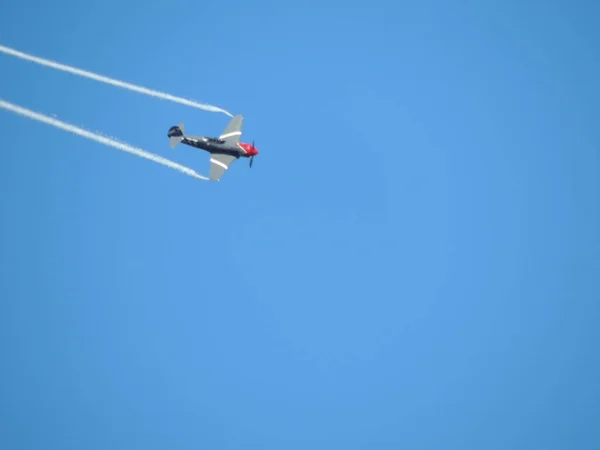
167, 115, 259, 181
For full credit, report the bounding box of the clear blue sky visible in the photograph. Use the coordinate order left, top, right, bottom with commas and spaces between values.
1, 1, 599, 449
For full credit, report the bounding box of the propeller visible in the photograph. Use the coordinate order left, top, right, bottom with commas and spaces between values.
249, 139, 255, 168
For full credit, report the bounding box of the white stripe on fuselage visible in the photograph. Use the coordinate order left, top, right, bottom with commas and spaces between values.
210, 158, 229, 169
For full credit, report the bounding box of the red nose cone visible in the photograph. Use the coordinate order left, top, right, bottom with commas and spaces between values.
240, 142, 259, 156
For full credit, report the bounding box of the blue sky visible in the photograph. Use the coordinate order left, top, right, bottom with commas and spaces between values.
1, 0, 599, 448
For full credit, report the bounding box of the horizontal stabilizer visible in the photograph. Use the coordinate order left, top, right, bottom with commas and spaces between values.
170, 135, 183, 148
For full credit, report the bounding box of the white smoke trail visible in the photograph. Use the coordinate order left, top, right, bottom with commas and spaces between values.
0, 44, 233, 117
0, 99, 210, 181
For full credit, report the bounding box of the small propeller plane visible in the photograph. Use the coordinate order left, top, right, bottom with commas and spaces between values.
167, 115, 259, 181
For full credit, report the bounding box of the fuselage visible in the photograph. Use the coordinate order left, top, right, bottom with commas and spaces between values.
181, 135, 258, 158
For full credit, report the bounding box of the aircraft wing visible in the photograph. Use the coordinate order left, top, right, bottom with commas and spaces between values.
218, 115, 243, 144
210, 153, 238, 181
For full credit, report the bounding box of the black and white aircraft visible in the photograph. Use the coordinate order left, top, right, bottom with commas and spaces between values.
167, 115, 259, 181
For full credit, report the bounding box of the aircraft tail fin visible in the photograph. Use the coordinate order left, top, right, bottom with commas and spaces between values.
168, 123, 185, 148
